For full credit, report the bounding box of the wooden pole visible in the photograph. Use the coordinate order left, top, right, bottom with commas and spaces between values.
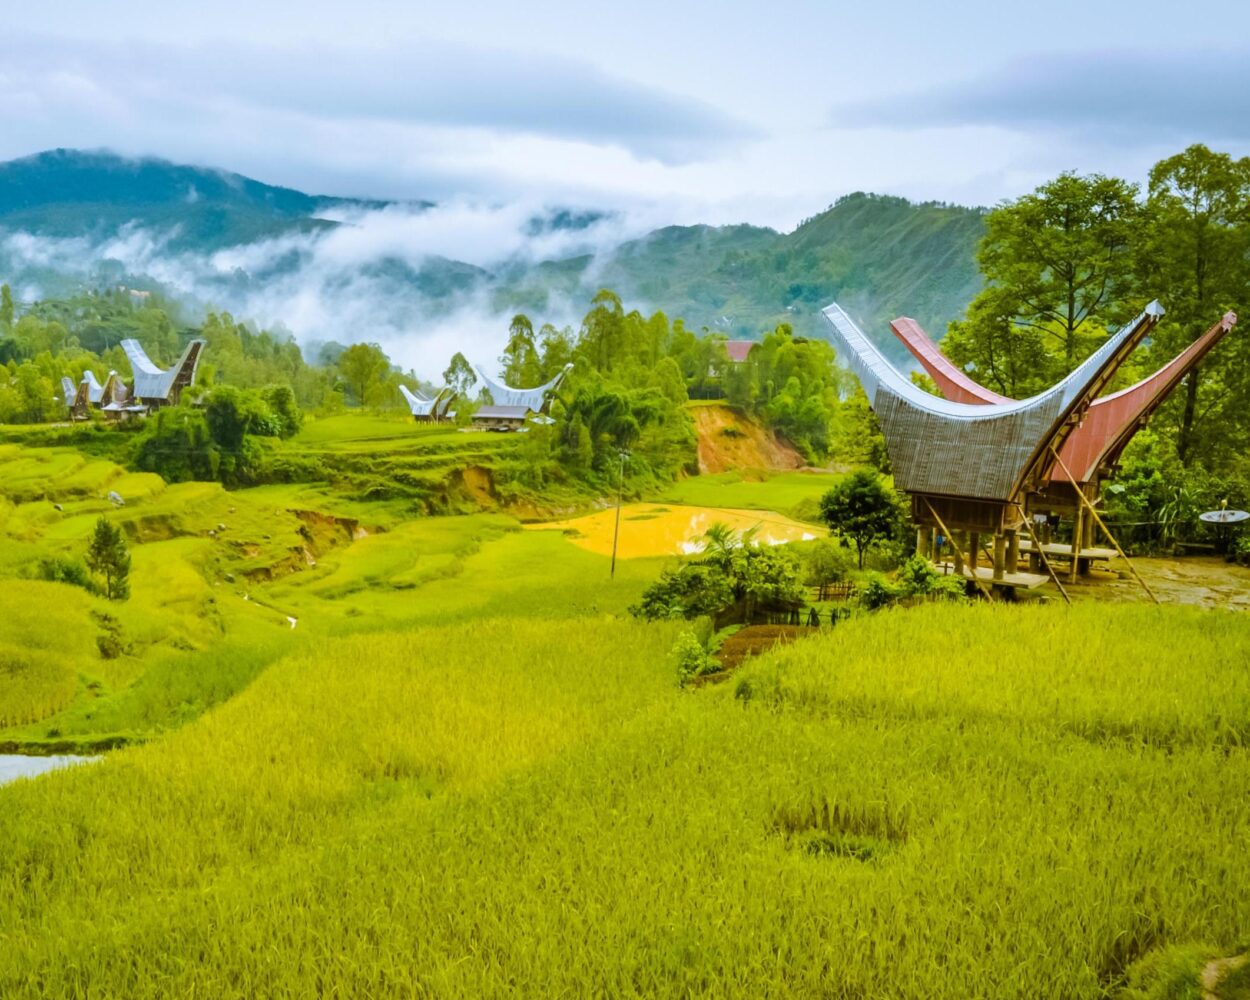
1068, 504, 1083, 585
1006, 529, 1019, 574
610, 449, 626, 579
1049, 445, 1159, 605
969, 532, 980, 572
1014, 503, 1072, 605
992, 534, 1007, 582
922, 499, 995, 602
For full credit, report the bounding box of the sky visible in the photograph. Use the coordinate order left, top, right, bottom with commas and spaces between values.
5, 0, 1250, 231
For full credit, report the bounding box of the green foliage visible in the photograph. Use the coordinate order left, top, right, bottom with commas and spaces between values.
632, 523, 805, 624
896, 554, 966, 601
670, 629, 719, 685
33, 554, 98, 594
945, 171, 1141, 395
260, 384, 303, 439
337, 342, 392, 408
133, 406, 220, 483
85, 516, 131, 600
803, 539, 852, 599
1134, 144, 1250, 467
819, 469, 908, 568
501, 314, 541, 385
724, 323, 847, 460
442, 351, 476, 398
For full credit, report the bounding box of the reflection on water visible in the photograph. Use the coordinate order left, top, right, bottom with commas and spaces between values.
528, 503, 820, 560
0, 754, 99, 786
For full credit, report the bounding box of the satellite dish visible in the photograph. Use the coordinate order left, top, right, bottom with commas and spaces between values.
1199, 509, 1250, 524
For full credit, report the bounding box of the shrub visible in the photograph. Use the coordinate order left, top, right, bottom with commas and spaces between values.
670, 630, 719, 686
897, 555, 966, 601
858, 574, 899, 611
34, 555, 98, 594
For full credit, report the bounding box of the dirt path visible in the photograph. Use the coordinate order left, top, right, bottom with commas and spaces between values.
1201, 953, 1247, 999
1065, 556, 1250, 609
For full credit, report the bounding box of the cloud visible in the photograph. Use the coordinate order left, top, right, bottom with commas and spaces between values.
0, 199, 670, 378
0, 34, 754, 169
831, 48, 1250, 147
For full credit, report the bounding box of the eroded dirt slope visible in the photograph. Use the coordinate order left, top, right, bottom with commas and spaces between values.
691, 404, 805, 474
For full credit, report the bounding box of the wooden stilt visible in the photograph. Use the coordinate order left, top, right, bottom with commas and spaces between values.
969, 532, 980, 572
922, 499, 995, 602
1049, 446, 1159, 605
1014, 503, 1071, 605
1068, 505, 1083, 585
992, 534, 1007, 582
1006, 529, 1019, 574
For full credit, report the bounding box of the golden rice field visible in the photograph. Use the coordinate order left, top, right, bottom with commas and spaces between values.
3, 604, 1249, 998
528, 502, 821, 558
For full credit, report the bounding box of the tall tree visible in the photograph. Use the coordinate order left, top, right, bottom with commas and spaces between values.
500, 314, 540, 385
442, 351, 476, 397
944, 172, 1140, 392
337, 342, 391, 408
0, 284, 13, 334
1135, 144, 1250, 465
86, 517, 131, 601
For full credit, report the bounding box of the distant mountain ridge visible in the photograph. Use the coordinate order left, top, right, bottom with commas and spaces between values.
0, 149, 986, 357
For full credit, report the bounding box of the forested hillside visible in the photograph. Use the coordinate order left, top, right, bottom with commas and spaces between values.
0, 151, 984, 355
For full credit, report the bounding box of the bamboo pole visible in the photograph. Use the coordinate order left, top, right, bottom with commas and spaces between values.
922, 499, 996, 602
1049, 445, 1159, 605
1014, 504, 1072, 605
1068, 504, 1083, 584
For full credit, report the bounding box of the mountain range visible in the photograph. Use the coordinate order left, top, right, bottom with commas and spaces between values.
0, 149, 987, 362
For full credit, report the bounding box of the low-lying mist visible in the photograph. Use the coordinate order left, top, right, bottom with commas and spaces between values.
0, 198, 679, 378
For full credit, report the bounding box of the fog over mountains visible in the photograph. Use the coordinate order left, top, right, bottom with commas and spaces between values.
0, 149, 986, 375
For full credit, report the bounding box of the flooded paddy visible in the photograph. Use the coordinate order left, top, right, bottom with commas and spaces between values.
528, 503, 821, 559
0, 754, 98, 786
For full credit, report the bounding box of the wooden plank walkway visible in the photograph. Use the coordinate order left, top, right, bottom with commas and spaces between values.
936, 561, 1051, 590
1019, 540, 1118, 560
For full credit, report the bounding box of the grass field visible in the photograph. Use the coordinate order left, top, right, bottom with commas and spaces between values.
2, 414, 1249, 997
2, 604, 1248, 998
653, 469, 839, 519
0, 424, 667, 750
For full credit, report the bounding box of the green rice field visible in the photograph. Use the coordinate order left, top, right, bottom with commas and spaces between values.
1, 414, 1248, 998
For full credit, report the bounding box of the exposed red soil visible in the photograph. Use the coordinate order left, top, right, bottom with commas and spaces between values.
712, 624, 808, 673
691, 404, 805, 475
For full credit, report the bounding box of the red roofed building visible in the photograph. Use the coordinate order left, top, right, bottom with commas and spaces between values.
724, 340, 756, 363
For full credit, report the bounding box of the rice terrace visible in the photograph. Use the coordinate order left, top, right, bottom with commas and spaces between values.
4, 8, 1250, 998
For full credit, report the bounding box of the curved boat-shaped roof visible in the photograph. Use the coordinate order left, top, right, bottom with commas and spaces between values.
120, 338, 206, 401
890, 312, 1236, 483
61, 376, 78, 408
399, 384, 435, 416
99, 371, 129, 407
821, 301, 1162, 501
399, 385, 455, 419
890, 318, 1011, 405
81, 370, 106, 404
473, 363, 572, 413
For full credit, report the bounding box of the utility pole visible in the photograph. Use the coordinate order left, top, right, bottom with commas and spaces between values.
610, 448, 629, 578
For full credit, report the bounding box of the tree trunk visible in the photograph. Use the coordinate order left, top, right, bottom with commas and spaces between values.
1177, 366, 1201, 465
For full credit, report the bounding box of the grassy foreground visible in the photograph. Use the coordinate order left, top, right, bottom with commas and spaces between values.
3, 603, 1249, 998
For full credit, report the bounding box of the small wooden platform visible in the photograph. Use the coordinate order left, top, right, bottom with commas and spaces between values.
936, 562, 1051, 590
1019, 540, 1118, 561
